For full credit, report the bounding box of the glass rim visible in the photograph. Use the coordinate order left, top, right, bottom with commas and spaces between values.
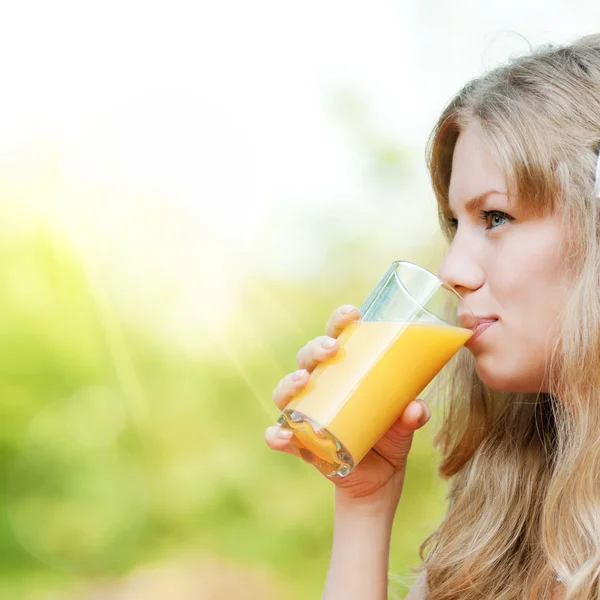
359, 260, 476, 328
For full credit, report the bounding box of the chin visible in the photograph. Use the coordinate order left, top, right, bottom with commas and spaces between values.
474, 356, 544, 393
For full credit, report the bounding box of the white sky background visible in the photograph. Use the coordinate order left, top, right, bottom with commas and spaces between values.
1, 0, 598, 333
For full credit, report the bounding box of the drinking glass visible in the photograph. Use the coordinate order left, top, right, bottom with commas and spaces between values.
276, 260, 476, 477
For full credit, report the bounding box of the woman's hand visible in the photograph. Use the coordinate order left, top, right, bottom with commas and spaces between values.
265, 304, 431, 508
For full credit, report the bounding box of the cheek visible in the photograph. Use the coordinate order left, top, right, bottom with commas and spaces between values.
491, 232, 567, 342
490, 218, 567, 298
475, 218, 569, 392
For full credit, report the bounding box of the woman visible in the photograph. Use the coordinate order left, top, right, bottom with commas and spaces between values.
265, 33, 600, 599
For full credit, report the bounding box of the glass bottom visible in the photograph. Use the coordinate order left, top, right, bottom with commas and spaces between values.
277, 409, 354, 477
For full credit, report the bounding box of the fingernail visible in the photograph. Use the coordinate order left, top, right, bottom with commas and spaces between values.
419, 403, 431, 425
276, 428, 293, 440
341, 305, 355, 314
322, 338, 336, 349
292, 369, 307, 381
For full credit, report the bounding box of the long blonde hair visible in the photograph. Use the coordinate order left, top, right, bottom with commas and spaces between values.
420, 34, 600, 599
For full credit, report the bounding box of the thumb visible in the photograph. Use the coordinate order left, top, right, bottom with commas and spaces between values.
373, 400, 431, 469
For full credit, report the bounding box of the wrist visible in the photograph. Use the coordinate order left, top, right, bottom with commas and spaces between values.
334, 483, 402, 522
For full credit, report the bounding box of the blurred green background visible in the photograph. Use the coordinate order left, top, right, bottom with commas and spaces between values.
1, 2, 598, 598
0, 226, 447, 599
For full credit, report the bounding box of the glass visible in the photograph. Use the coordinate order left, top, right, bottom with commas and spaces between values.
276, 260, 476, 477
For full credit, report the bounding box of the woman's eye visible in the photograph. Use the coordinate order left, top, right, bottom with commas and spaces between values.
446, 211, 513, 231
480, 210, 514, 230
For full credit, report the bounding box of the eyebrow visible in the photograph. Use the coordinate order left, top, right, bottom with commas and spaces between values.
447, 190, 507, 217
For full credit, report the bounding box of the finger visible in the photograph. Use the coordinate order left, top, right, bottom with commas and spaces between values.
264, 426, 301, 458
398, 399, 431, 431
325, 304, 360, 339
296, 336, 339, 372
372, 400, 431, 468
376, 400, 430, 442
272, 369, 309, 410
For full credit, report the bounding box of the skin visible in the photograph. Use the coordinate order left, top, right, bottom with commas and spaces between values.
438, 122, 571, 394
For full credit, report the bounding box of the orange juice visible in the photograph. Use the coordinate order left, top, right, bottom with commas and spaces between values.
279, 321, 472, 476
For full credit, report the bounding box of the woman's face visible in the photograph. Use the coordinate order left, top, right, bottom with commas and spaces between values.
437, 122, 571, 393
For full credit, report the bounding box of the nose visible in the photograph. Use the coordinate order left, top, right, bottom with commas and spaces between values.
436, 235, 485, 297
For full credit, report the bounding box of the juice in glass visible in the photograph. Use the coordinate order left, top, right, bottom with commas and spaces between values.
279, 320, 472, 476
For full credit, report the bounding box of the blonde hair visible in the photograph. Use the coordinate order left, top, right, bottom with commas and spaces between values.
419, 34, 600, 599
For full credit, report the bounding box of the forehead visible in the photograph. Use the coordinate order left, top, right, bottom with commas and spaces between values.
448, 123, 508, 213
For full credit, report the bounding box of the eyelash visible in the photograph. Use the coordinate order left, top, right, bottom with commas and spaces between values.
447, 210, 514, 231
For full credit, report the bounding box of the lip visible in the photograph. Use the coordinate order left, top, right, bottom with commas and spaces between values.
466, 318, 498, 345
457, 312, 498, 329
